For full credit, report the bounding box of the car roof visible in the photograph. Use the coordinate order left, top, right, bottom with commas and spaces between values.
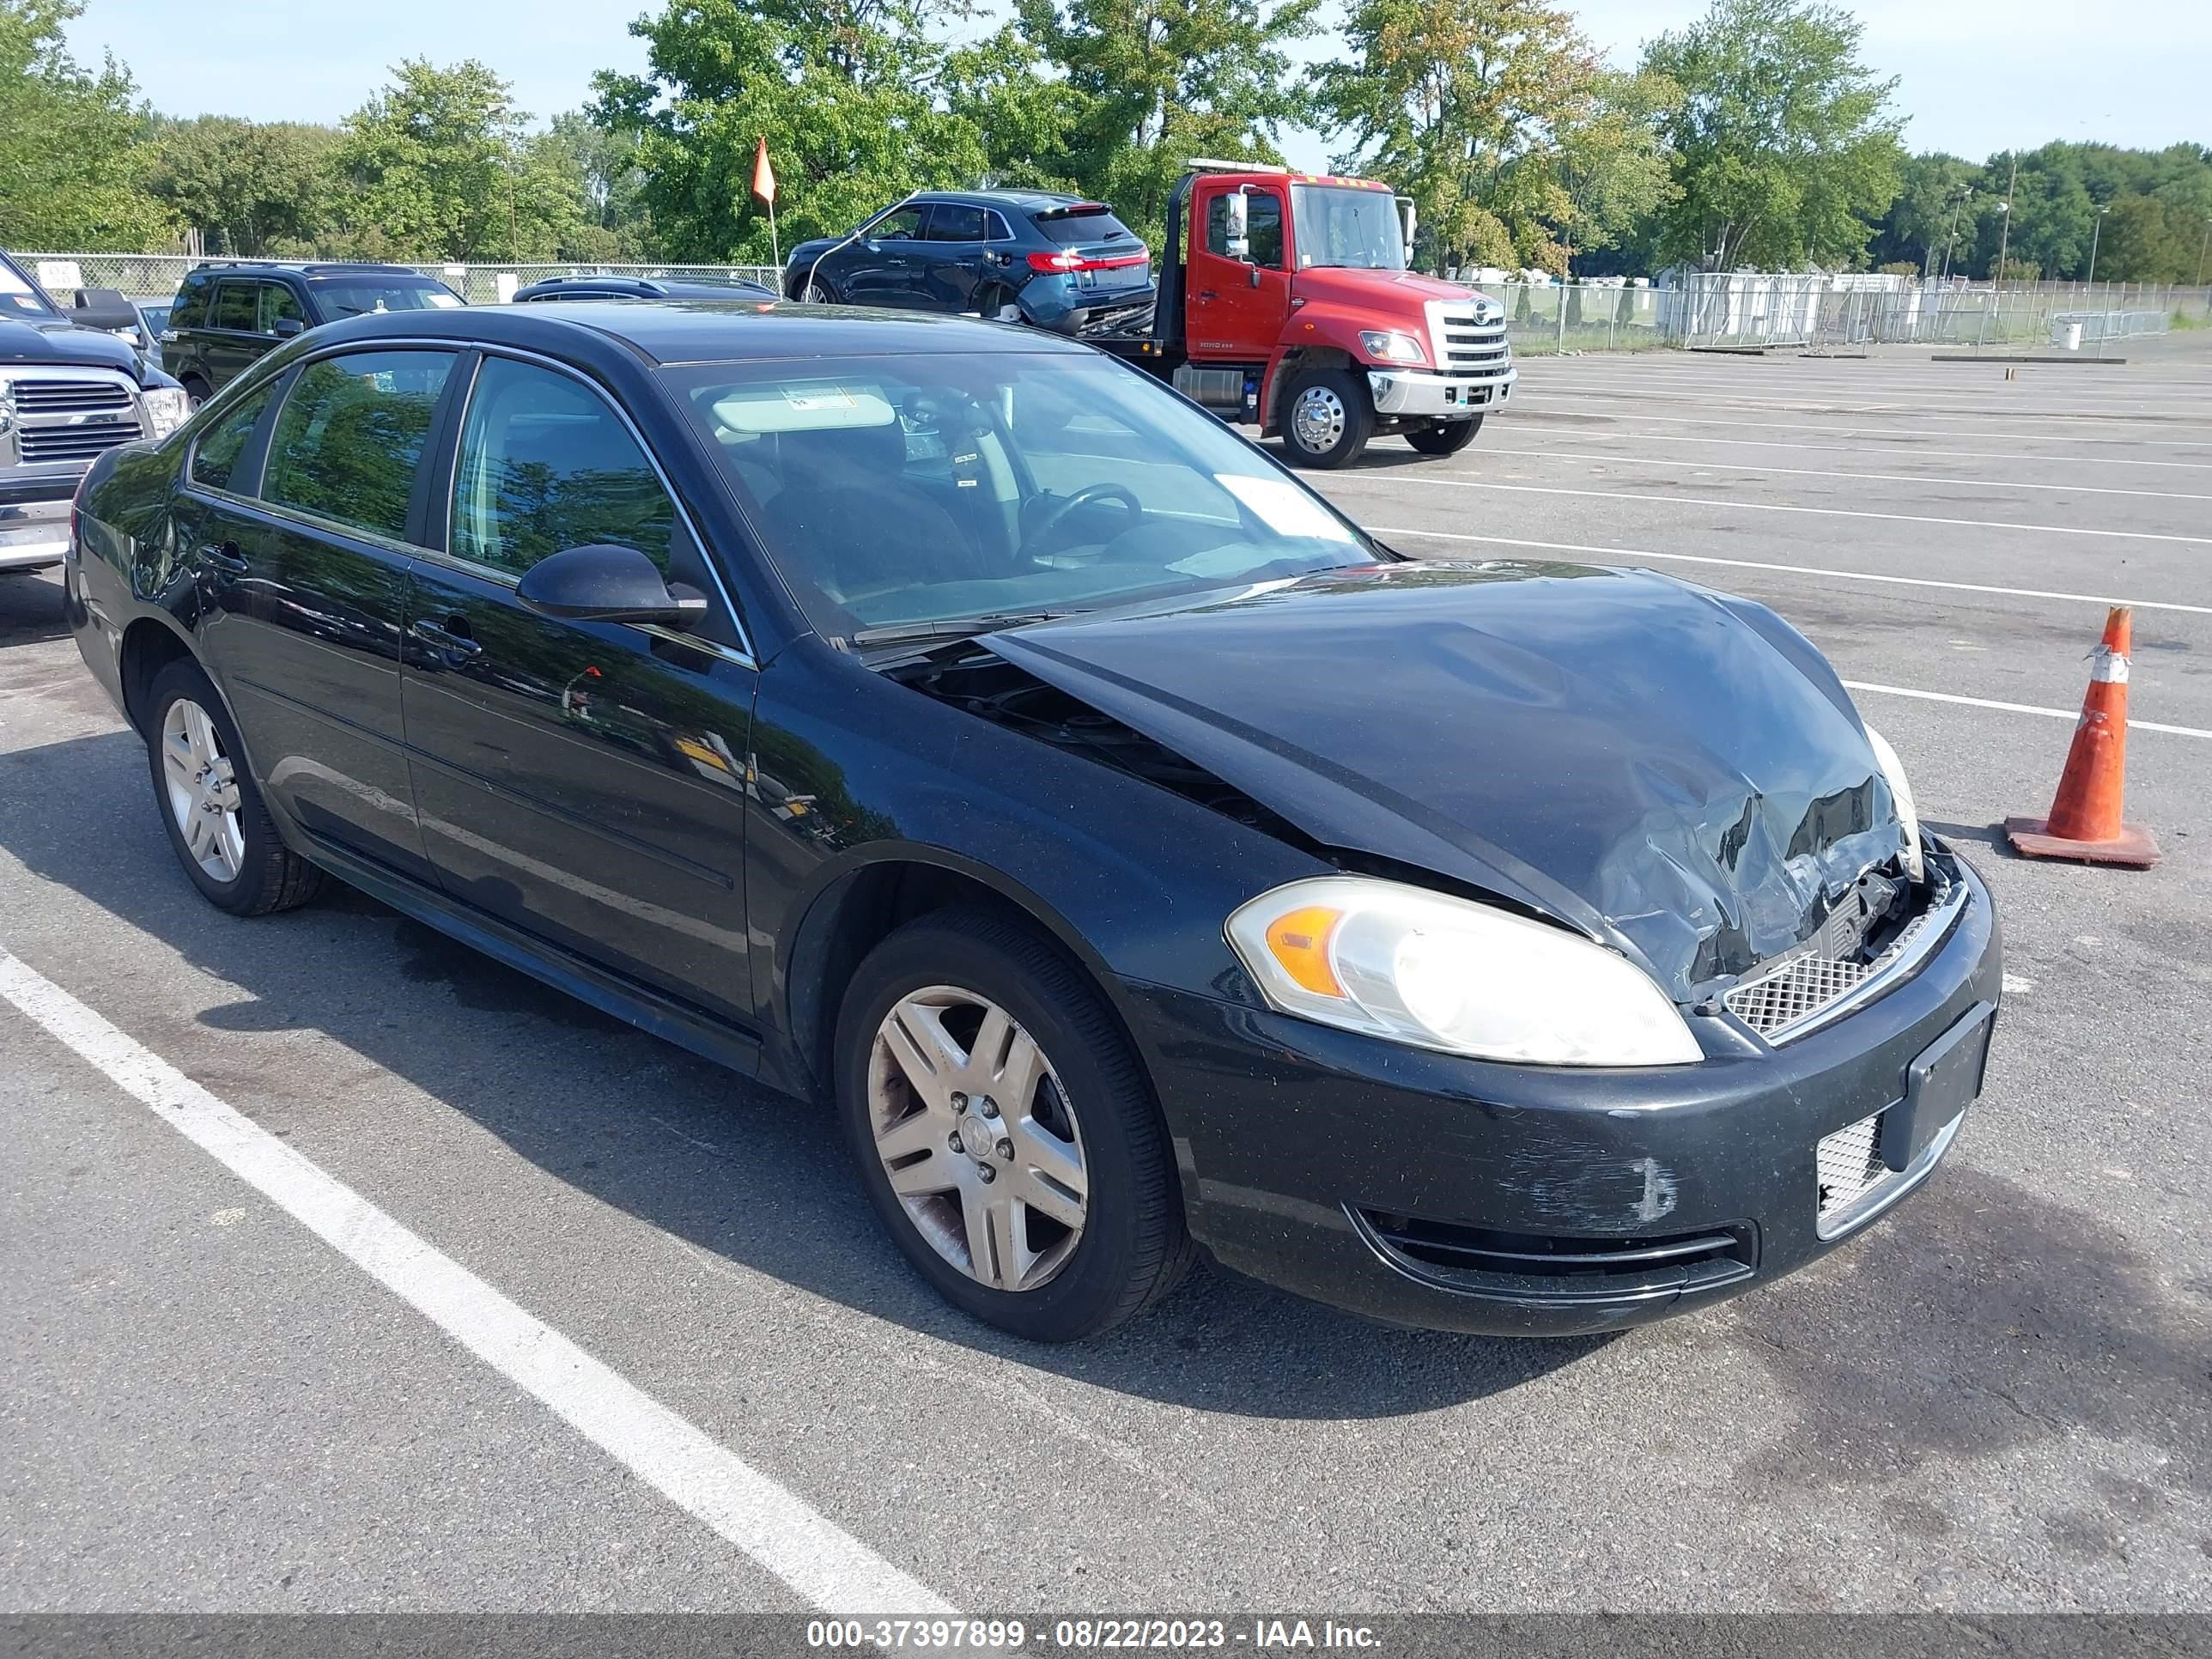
514, 275, 774, 299
305, 300, 1095, 368
911, 190, 1099, 214
190, 262, 447, 281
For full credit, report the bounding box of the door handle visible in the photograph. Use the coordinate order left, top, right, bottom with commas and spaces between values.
1196, 289, 1218, 301
199, 540, 248, 574
410, 616, 483, 659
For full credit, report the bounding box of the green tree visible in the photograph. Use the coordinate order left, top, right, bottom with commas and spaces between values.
332, 58, 588, 261
1640, 0, 1904, 270
0, 0, 169, 248
544, 111, 653, 258
1869, 151, 1978, 275
942, 26, 1089, 191
144, 116, 339, 256
1017, 0, 1318, 249
1316, 0, 1671, 275
593, 0, 985, 266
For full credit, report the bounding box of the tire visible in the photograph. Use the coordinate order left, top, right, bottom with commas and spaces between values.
1406, 415, 1483, 456
1279, 368, 1375, 469
179, 374, 211, 410
835, 908, 1192, 1341
796, 276, 837, 304
143, 658, 323, 917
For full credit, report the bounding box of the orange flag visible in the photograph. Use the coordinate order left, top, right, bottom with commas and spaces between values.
750, 137, 776, 207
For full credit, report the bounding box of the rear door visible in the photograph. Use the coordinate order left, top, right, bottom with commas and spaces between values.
399, 352, 758, 1030
917, 202, 988, 313
187, 346, 460, 882
841, 203, 929, 308
204, 280, 268, 389
1187, 184, 1290, 359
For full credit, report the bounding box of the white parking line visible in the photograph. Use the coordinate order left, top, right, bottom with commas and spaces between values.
1506, 405, 2212, 450
1472, 446, 2212, 501
1519, 387, 2212, 434
0, 946, 953, 1618
1839, 681, 2212, 739
1498, 427, 2212, 472
1364, 524, 2212, 616
1335, 473, 2212, 546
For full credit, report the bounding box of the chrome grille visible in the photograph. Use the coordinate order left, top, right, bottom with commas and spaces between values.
1425, 302, 1514, 379
1723, 872, 1960, 1044
1816, 1109, 1887, 1221
18, 422, 140, 462
13, 379, 133, 416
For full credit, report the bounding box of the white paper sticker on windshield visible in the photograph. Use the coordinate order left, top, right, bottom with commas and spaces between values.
1213, 474, 1356, 543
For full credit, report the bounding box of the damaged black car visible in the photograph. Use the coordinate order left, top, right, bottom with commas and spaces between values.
66, 301, 2002, 1342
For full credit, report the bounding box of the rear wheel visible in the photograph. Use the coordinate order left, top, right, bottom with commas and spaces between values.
1407, 415, 1483, 456
1279, 368, 1375, 469
835, 909, 1191, 1341
179, 374, 210, 410
143, 659, 322, 916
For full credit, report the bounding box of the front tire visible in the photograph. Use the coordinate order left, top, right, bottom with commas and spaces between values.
143, 659, 322, 917
1407, 415, 1483, 456
835, 908, 1190, 1341
1279, 368, 1375, 469
796, 276, 836, 304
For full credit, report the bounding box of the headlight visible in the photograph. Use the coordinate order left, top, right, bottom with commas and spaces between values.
1863, 726, 1924, 881
1226, 876, 1702, 1066
1358, 330, 1426, 365
141, 386, 190, 439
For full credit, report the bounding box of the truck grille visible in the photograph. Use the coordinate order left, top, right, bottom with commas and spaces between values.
8, 372, 144, 464
1425, 302, 1512, 377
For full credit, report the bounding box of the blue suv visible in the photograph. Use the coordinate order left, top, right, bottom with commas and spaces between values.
784, 191, 1154, 336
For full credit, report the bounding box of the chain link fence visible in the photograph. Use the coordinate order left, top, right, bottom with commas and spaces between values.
18, 251, 2212, 356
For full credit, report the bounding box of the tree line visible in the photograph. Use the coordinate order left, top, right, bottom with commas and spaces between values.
3, 0, 2208, 284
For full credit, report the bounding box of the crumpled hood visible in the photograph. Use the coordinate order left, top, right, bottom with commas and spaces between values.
987, 562, 1908, 1002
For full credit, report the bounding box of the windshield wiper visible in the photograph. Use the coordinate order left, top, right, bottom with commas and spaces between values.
849, 611, 1073, 649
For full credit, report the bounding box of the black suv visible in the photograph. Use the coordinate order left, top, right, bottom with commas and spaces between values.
784, 191, 1153, 336
511, 274, 776, 304
162, 262, 464, 403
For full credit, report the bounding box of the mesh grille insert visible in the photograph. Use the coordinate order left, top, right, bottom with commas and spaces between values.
1723, 878, 1954, 1043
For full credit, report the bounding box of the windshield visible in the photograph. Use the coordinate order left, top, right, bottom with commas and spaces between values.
1290, 185, 1406, 271
665, 352, 1376, 637
310, 280, 464, 319
0, 253, 60, 319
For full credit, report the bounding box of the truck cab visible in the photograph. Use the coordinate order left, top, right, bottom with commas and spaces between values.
1103, 161, 1514, 468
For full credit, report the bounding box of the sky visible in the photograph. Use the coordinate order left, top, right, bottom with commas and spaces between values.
64, 0, 2212, 173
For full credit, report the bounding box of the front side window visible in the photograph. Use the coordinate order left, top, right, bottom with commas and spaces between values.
258, 283, 305, 332
926, 204, 987, 242
871, 205, 926, 242
669, 352, 1370, 635
450, 356, 675, 578
1289, 185, 1406, 271
1205, 191, 1285, 269
213, 282, 258, 331
262, 350, 454, 542
190, 387, 272, 492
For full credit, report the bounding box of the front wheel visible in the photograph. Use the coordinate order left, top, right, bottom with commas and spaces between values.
1279, 368, 1375, 469
835, 909, 1191, 1341
1407, 415, 1484, 456
797, 276, 836, 304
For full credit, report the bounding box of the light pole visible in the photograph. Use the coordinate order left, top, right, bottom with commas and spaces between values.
1978, 197, 2011, 349
1938, 186, 1972, 283
2199, 216, 2210, 287
2087, 203, 2109, 289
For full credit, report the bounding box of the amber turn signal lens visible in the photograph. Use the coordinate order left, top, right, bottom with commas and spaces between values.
1265, 905, 1345, 997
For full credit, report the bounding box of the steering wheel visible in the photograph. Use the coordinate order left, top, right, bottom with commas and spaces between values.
1026, 482, 1144, 552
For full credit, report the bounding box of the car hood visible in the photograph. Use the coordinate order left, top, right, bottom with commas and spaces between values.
1289, 267, 1477, 309
984, 562, 1908, 1002
0, 313, 144, 376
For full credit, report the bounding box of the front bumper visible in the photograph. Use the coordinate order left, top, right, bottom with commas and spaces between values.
1125, 847, 2002, 1336
1366, 364, 1516, 420
0, 499, 70, 573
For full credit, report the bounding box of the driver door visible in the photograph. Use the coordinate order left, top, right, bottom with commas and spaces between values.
842, 204, 929, 309
1188, 185, 1290, 359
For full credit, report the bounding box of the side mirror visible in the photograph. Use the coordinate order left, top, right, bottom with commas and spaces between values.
1397, 196, 1418, 266
1224, 189, 1250, 261
515, 544, 708, 629
273, 317, 306, 337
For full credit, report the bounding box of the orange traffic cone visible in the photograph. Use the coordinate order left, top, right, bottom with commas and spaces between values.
2004, 606, 2160, 867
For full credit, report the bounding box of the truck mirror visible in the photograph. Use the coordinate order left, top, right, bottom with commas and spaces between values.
1397, 197, 1418, 265
1224, 189, 1250, 260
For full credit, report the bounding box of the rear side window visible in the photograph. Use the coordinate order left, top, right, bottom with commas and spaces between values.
450, 356, 675, 577
213, 282, 258, 331
190, 388, 272, 493
1035, 206, 1137, 246
263, 350, 454, 542
169, 275, 214, 330
258, 283, 305, 331
925, 204, 987, 242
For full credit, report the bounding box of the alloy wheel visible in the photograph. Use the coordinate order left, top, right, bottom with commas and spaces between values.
866, 987, 1089, 1293
161, 697, 245, 882
1291, 384, 1347, 454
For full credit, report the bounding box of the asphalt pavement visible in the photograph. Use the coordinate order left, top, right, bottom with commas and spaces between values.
3, 341, 2208, 1616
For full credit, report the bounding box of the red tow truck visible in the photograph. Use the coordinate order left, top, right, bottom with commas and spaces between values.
1094, 161, 1516, 468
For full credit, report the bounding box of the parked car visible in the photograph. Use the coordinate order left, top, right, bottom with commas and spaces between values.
133, 300, 173, 372
512, 273, 777, 304
1, 250, 189, 580
161, 261, 463, 404
785, 191, 1154, 336
66, 301, 2000, 1342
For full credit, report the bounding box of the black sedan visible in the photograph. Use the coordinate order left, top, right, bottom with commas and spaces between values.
785, 191, 1154, 336
64, 301, 2001, 1342
511, 273, 777, 304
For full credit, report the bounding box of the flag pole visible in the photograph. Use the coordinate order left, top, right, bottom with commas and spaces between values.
768, 197, 780, 271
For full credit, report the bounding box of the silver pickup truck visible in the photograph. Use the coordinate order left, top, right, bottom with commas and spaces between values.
3, 251, 190, 579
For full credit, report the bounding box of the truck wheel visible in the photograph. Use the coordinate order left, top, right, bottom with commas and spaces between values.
1407, 416, 1483, 456
1281, 369, 1374, 469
